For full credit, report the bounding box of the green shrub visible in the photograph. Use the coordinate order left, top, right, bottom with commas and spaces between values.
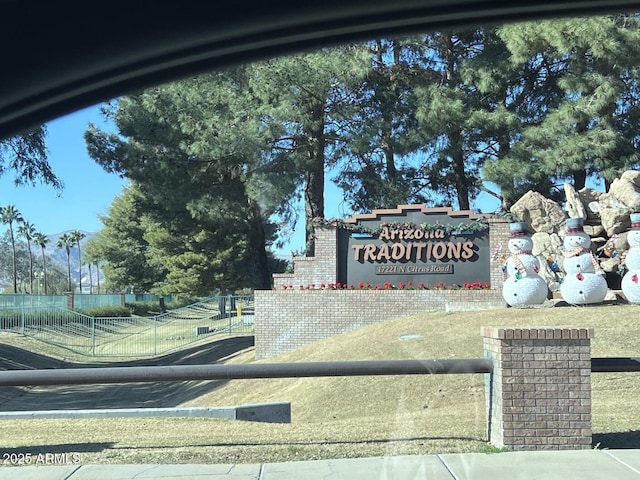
124, 301, 157, 316
75, 306, 132, 318
126, 297, 200, 315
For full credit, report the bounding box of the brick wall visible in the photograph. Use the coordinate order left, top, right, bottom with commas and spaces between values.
481, 327, 592, 450
255, 289, 505, 358
261, 217, 511, 358
272, 227, 337, 288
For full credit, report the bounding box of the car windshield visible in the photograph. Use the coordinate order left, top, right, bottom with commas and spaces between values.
2, 6, 640, 479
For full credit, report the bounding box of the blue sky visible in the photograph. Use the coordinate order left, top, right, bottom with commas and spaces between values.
0, 104, 126, 236
0, 103, 502, 256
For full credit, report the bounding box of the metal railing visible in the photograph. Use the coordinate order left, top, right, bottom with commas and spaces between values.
0, 355, 634, 392
0, 295, 254, 357
591, 357, 640, 372
0, 358, 493, 386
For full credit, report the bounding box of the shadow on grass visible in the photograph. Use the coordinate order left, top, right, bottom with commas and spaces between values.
3, 442, 114, 454
0, 336, 255, 410
593, 431, 640, 449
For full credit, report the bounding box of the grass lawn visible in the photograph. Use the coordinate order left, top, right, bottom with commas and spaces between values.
2, 302, 640, 464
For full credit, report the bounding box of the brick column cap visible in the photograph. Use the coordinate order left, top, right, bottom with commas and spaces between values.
481, 326, 594, 340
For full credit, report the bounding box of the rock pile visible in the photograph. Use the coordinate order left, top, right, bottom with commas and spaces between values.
508, 169, 640, 293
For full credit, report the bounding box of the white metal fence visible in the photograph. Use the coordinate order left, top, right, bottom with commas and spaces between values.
0, 295, 254, 357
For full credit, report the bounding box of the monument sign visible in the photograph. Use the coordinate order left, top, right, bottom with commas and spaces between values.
336, 205, 490, 287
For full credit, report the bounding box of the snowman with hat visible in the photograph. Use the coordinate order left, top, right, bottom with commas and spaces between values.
501, 221, 548, 307
560, 217, 608, 305
621, 212, 640, 304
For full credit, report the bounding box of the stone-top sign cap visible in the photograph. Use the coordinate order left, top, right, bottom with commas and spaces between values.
631, 213, 640, 230
509, 222, 530, 237
566, 217, 584, 233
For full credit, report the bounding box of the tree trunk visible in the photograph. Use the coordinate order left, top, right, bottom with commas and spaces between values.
248, 201, 273, 289
572, 169, 587, 191
77, 242, 82, 292
303, 100, 326, 257
66, 251, 72, 291
9, 224, 17, 293
450, 128, 471, 211
41, 246, 48, 295
27, 241, 33, 294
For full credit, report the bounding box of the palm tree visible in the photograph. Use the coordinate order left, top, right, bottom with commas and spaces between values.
69, 230, 86, 292
0, 205, 24, 292
56, 233, 74, 292
33, 232, 49, 294
17, 221, 37, 293
84, 235, 103, 294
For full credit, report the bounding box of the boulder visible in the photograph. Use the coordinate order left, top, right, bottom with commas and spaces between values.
615, 231, 629, 251
598, 193, 632, 236
583, 224, 605, 237
600, 256, 621, 273
531, 232, 564, 289
511, 191, 566, 234
608, 170, 640, 212
564, 183, 587, 220
600, 207, 631, 236
579, 187, 604, 221
578, 187, 604, 205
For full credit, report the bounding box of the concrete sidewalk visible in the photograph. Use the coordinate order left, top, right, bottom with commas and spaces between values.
2, 449, 640, 479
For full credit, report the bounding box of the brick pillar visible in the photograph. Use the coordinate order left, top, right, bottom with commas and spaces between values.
481, 327, 593, 450
65, 292, 74, 310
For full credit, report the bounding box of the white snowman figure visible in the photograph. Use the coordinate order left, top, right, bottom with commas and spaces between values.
560, 217, 608, 305
621, 213, 640, 304
502, 222, 548, 307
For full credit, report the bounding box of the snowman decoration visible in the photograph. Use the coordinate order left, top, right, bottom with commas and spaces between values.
502, 222, 548, 306
621, 213, 640, 303
560, 217, 608, 305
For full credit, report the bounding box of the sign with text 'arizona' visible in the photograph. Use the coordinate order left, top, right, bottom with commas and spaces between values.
336, 205, 490, 287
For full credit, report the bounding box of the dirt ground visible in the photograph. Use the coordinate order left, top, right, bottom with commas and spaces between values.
0, 334, 255, 411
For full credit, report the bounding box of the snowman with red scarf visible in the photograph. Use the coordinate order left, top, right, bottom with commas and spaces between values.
560, 217, 608, 305
502, 222, 548, 306
621, 213, 640, 304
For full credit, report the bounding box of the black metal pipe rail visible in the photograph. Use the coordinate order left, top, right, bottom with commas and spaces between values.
591, 357, 640, 372
0, 359, 493, 387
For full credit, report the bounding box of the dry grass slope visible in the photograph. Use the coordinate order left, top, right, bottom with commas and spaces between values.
2, 303, 640, 464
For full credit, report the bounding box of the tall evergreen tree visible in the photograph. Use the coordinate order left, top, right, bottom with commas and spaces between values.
482, 15, 640, 204
333, 38, 434, 212
84, 186, 163, 293
86, 73, 275, 292
248, 47, 370, 254
411, 30, 490, 211
0, 126, 62, 190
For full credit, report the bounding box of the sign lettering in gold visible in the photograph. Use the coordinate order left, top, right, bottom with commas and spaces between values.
352, 226, 476, 263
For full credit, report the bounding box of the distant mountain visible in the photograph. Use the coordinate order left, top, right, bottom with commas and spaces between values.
45, 230, 103, 287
